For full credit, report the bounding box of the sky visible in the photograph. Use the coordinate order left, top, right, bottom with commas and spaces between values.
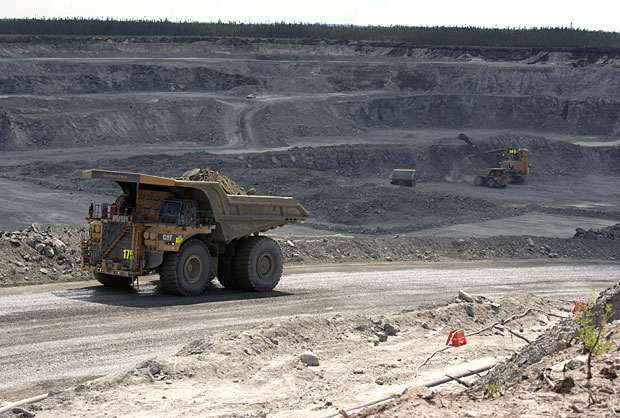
2, 0, 619, 32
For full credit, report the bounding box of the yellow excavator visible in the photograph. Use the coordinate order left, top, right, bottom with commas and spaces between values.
457, 134, 530, 187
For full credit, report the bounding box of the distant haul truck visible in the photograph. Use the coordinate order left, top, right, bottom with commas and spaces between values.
390, 169, 416, 187
81, 170, 309, 296
472, 168, 509, 188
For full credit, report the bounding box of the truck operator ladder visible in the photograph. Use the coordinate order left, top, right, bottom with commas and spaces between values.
95, 223, 132, 265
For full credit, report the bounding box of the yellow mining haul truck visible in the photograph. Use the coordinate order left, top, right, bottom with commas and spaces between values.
80, 169, 309, 296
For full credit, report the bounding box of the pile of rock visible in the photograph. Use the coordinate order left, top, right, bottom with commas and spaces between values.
574, 223, 620, 240
473, 282, 620, 395
0, 223, 87, 286
178, 168, 255, 196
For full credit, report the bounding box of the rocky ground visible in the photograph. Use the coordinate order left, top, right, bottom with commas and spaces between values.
2, 133, 620, 234
0, 291, 576, 417
575, 223, 620, 241
4, 284, 615, 417
357, 283, 620, 418
0, 223, 88, 287
1, 222, 618, 288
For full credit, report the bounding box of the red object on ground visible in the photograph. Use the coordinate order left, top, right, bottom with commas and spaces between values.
446, 329, 467, 346
572, 301, 586, 314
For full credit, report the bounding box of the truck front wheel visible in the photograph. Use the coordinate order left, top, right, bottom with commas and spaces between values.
159, 240, 212, 296
233, 236, 283, 292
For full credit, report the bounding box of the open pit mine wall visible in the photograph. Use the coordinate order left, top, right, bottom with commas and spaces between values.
0, 41, 618, 150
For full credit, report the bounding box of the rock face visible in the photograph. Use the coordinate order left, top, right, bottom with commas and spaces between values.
0, 38, 619, 152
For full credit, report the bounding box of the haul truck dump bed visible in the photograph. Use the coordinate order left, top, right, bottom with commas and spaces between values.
81, 169, 308, 296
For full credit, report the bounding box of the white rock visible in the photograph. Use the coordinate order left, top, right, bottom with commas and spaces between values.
300, 351, 319, 367
51, 238, 66, 249
520, 392, 534, 400
44, 246, 55, 258
458, 290, 475, 303
181, 168, 201, 179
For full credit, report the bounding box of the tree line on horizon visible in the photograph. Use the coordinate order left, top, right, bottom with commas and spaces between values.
0, 18, 619, 48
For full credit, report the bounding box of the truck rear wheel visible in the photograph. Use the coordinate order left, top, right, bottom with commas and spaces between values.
233, 236, 283, 292
94, 272, 133, 288
159, 240, 212, 296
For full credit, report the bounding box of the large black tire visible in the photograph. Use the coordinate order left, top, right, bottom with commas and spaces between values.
474, 176, 485, 186
488, 178, 497, 188
159, 240, 212, 296
233, 236, 283, 292
217, 255, 241, 290
94, 272, 133, 288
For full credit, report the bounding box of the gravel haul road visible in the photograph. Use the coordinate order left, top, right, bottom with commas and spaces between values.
1, 260, 618, 399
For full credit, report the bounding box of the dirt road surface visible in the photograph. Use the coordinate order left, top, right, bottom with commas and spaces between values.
0, 178, 105, 230
1, 260, 618, 400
